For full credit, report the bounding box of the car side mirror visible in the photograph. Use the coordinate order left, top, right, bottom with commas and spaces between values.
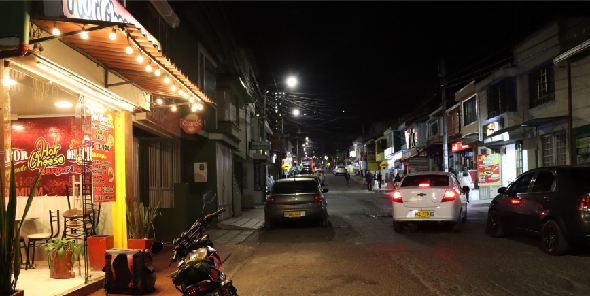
322, 189, 329, 193
497, 187, 506, 194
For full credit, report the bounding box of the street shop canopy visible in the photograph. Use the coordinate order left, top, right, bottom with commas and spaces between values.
30, 18, 211, 106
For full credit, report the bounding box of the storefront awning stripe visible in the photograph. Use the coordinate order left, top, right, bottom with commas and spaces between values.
34, 19, 212, 106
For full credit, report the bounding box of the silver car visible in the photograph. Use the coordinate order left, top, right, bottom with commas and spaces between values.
264, 178, 329, 229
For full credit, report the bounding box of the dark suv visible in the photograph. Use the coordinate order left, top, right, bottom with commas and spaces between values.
486, 166, 590, 255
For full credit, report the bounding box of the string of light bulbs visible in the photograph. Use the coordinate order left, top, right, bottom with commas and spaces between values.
49, 21, 207, 112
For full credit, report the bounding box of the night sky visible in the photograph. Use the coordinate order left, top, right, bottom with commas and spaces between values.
220, 1, 590, 150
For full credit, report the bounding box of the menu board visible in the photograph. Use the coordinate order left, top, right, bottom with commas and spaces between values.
477, 154, 500, 186
10, 117, 91, 197
91, 112, 116, 203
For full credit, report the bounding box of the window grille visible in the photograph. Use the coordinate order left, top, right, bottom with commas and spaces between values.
463, 96, 477, 126
530, 66, 555, 108
555, 133, 567, 165
542, 135, 554, 166
148, 141, 180, 208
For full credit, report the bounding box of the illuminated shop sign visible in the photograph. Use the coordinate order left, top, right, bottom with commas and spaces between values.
451, 142, 470, 152
486, 121, 500, 136
384, 147, 392, 158
62, 0, 161, 49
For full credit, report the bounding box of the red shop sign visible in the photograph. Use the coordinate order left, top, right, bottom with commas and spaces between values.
181, 114, 203, 134
451, 142, 470, 152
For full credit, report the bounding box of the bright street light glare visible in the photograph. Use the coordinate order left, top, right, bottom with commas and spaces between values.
287, 77, 297, 87
293, 109, 300, 116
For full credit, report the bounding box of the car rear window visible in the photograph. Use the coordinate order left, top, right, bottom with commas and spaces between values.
272, 180, 319, 194
567, 169, 590, 190
401, 175, 449, 187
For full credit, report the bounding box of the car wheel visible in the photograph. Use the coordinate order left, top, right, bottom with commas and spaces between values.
541, 220, 569, 255
321, 214, 330, 227
485, 210, 505, 238
264, 218, 274, 230
462, 209, 467, 224
393, 221, 403, 233
452, 212, 463, 233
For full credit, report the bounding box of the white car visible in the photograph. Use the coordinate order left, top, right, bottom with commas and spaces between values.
392, 171, 467, 233
333, 166, 347, 175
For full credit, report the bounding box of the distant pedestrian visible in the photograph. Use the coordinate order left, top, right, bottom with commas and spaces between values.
366, 171, 374, 191
344, 171, 351, 188
459, 170, 473, 203
376, 171, 383, 189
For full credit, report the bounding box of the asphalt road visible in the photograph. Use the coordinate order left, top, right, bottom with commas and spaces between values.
224, 173, 590, 296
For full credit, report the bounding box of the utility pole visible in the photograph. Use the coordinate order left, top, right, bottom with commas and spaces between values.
440, 58, 449, 172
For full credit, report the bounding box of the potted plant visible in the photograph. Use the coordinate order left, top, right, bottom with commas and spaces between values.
0, 163, 43, 296
127, 201, 160, 251
43, 238, 83, 279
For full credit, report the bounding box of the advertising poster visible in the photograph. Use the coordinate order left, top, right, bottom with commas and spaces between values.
91, 112, 116, 203
10, 117, 91, 197
477, 154, 500, 186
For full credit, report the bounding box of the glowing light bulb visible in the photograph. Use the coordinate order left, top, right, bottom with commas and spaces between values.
145, 64, 152, 72
191, 104, 197, 112
126, 46, 133, 54
171, 85, 176, 91
155, 68, 161, 76
137, 55, 143, 63
109, 29, 116, 40
171, 105, 177, 111
157, 98, 162, 105
197, 103, 203, 110
52, 27, 60, 36
184, 92, 189, 98
164, 77, 170, 84
179, 89, 183, 95
190, 97, 195, 103
81, 31, 88, 39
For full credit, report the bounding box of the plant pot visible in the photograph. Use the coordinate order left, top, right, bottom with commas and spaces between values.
10, 290, 24, 296
49, 250, 75, 279
87, 235, 114, 271
127, 238, 154, 251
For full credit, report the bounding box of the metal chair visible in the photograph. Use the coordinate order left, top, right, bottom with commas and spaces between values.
26, 210, 60, 269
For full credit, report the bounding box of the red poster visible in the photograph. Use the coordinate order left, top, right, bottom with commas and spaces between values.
91, 112, 116, 203
10, 117, 91, 197
477, 154, 501, 186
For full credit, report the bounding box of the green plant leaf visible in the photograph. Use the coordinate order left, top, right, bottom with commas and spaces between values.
58, 248, 65, 258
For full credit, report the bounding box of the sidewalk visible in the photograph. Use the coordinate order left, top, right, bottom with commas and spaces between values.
84, 207, 265, 296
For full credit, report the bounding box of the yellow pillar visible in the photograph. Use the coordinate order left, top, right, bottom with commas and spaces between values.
112, 111, 127, 248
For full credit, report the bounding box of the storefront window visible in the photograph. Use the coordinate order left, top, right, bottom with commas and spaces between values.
4, 63, 120, 281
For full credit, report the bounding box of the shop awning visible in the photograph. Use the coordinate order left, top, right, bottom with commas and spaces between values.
520, 116, 568, 127
31, 19, 211, 106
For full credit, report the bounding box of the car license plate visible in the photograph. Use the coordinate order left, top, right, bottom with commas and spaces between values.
284, 211, 305, 218
415, 211, 434, 218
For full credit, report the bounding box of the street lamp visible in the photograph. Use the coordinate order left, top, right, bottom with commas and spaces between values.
293, 109, 300, 116
287, 77, 297, 87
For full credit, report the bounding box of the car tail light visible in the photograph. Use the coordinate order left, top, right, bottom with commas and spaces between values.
418, 183, 430, 187
392, 191, 403, 203
267, 196, 276, 204
579, 195, 590, 211
314, 194, 323, 202
442, 190, 456, 202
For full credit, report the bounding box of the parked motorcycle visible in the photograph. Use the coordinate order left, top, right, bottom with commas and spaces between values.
153, 191, 238, 296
